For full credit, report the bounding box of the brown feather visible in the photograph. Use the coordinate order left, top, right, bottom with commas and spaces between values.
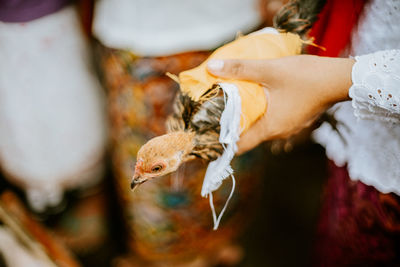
274, 0, 326, 36
166, 86, 225, 161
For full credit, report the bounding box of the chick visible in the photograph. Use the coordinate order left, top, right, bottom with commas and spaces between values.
131, 88, 225, 190
131, 131, 194, 189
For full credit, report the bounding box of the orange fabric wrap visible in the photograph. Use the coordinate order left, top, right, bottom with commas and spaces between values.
179, 31, 303, 132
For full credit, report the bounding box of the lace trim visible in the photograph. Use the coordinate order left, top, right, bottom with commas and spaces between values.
349, 50, 400, 123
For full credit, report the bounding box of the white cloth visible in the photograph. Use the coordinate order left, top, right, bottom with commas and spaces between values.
0, 227, 52, 267
0, 6, 107, 210
202, 83, 240, 230
92, 0, 261, 56
313, 0, 400, 195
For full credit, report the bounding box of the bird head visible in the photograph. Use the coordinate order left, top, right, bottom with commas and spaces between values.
131, 131, 195, 191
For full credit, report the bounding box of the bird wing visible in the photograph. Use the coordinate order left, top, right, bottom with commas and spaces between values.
166, 91, 200, 133
166, 88, 225, 161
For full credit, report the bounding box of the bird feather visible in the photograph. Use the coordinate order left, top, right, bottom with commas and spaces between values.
166, 86, 225, 161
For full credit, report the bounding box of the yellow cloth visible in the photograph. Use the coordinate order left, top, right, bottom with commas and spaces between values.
179, 31, 303, 132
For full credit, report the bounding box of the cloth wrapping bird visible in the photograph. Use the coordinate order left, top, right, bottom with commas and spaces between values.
132, 27, 303, 229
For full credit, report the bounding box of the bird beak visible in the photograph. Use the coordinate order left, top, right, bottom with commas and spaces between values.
130, 174, 147, 192
131, 159, 146, 192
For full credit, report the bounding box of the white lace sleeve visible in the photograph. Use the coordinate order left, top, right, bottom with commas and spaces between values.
349, 50, 400, 123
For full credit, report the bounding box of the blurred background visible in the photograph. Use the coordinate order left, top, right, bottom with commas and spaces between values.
0, 0, 328, 266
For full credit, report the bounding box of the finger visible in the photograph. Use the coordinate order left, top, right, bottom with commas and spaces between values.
236, 117, 268, 155
207, 59, 273, 84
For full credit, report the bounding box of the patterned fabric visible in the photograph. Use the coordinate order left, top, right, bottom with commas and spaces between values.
96, 46, 265, 264
314, 162, 400, 266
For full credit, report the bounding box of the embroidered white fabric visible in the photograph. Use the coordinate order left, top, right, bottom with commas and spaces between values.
349, 50, 400, 123
313, 0, 400, 195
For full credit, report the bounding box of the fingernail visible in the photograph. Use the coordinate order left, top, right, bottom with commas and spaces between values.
207, 59, 224, 71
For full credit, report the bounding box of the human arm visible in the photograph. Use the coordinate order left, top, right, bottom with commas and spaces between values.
207, 55, 355, 154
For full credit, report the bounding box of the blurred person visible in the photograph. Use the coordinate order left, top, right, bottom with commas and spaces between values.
0, 1, 107, 212
207, 0, 400, 265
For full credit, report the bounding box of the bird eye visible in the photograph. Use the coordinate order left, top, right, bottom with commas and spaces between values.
151, 164, 164, 173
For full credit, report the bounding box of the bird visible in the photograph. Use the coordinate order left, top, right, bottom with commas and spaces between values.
130, 21, 309, 192
131, 83, 226, 190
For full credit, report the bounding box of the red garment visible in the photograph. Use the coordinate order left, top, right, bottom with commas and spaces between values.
314, 162, 400, 266
307, 0, 367, 57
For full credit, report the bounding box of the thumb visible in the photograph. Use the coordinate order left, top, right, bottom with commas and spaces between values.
207, 59, 272, 84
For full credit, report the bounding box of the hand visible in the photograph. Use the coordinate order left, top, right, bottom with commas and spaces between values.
207, 55, 355, 154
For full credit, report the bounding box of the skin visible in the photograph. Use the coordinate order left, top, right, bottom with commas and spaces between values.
206, 55, 355, 154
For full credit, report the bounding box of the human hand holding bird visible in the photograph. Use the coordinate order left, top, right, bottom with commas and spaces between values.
130, 29, 303, 191
130, 30, 355, 203
207, 55, 355, 154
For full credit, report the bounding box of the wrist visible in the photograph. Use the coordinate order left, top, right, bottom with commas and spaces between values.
322, 57, 355, 106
